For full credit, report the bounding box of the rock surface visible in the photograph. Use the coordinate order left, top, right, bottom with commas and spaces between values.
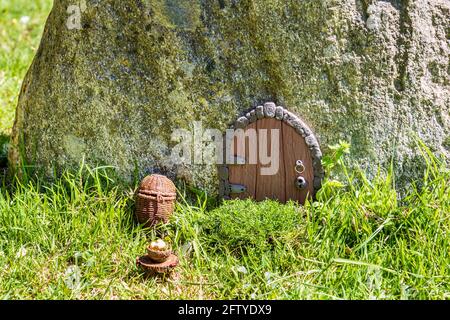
9, 0, 450, 192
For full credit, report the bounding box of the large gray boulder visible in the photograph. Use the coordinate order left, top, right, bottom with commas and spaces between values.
9, 0, 450, 192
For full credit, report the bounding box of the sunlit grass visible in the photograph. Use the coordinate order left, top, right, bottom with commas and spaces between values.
0, 0, 449, 300
0, 0, 52, 134
0, 142, 448, 299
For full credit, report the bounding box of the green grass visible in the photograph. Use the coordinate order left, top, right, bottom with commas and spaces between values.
0, 0, 449, 300
0, 0, 52, 135
0, 142, 448, 299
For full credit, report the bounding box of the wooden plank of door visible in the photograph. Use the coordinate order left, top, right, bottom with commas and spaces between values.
228, 122, 257, 200
255, 118, 285, 202
282, 122, 315, 204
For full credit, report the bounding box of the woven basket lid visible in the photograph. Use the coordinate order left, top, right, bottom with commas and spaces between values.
139, 174, 176, 195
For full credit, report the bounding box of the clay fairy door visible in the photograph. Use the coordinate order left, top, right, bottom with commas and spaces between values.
218, 103, 324, 204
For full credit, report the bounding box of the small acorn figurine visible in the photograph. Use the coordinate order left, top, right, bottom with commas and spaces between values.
147, 239, 171, 262
137, 239, 179, 275
135, 174, 177, 227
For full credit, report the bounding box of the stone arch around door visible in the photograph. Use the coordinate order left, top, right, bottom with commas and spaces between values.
218, 102, 324, 204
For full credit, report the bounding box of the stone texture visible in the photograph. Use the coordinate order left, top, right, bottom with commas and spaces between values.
292, 120, 306, 137
305, 135, 319, 148
314, 176, 323, 189
248, 110, 257, 123
275, 106, 284, 120
282, 111, 297, 128
311, 147, 323, 160
313, 160, 325, 175
218, 180, 225, 197
255, 105, 265, 119
9, 0, 450, 193
235, 116, 249, 129
218, 165, 229, 180
222, 180, 230, 196
263, 102, 276, 118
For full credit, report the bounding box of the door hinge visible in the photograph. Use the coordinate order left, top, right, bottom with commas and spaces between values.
229, 184, 247, 194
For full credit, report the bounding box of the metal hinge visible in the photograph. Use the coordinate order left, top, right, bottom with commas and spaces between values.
229, 184, 247, 194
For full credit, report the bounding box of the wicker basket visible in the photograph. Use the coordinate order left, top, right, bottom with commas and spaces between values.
135, 174, 177, 227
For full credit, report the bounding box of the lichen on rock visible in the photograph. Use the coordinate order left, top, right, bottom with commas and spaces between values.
9, 0, 450, 193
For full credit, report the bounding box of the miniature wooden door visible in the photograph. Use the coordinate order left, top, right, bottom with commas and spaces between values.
219, 103, 324, 204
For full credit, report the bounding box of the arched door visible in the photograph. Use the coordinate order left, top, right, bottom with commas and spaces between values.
219, 103, 324, 204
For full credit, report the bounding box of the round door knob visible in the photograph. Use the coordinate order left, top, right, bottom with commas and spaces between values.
296, 176, 308, 190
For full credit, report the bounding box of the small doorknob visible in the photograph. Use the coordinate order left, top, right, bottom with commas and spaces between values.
295, 176, 308, 190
